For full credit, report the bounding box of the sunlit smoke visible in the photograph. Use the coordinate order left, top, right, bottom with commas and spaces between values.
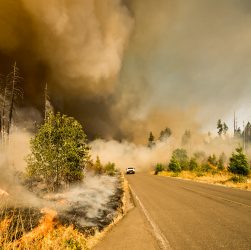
91, 134, 248, 172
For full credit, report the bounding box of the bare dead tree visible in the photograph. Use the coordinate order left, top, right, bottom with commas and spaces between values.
44, 82, 53, 121
0, 74, 8, 143
5, 62, 23, 135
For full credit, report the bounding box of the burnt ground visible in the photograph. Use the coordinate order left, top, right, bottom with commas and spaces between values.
58, 175, 124, 235
0, 173, 124, 240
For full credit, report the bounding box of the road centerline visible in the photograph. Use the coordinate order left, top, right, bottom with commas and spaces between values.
183, 187, 251, 209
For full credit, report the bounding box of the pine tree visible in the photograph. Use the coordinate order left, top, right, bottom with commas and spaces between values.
159, 127, 172, 141
217, 119, 223, 136
148, 132, 155, 148
181, 130, 191, 146
228, 147, 250, 176
223, 123, 228, 135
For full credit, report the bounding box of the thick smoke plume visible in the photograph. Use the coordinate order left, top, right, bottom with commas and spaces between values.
1, 0, 133, 86
1, 0, 251, 141
0, 0, 135, 139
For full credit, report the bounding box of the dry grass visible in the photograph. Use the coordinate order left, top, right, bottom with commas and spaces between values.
0, 174, 126, 250
0, 201, 88, 250
158, 171, 251, 190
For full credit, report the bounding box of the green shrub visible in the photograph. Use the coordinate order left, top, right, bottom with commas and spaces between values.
196, 171, 204, 177
168, 156, 181, 172
200, 162, 213, 172
172, 148, 189, 170
64, 238, 82, 250
104, 162, 116, 176
93, 156, 104, 174
154, 163, 165, 175
189, 158, 199, 171
171, 172, 180, 177
229, 175, 247, 183
228, 147, 250, 176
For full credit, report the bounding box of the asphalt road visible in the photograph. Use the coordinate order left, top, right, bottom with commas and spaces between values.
127, 173, 251, 250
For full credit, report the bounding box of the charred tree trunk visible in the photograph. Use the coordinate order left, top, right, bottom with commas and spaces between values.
6, 62, 23, 135
0, 77, 8, 143
6, 63, 17, 135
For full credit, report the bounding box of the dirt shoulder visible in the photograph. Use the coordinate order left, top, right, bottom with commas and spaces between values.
91, 175, 159, 250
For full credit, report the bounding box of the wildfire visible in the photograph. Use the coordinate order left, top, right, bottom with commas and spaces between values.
13, 207, 57, 248
37, 208, 58, 234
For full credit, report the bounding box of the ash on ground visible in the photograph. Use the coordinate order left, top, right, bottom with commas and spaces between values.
45, 173, 123, 234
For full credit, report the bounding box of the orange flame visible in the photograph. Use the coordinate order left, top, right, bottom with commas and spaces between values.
13, 207, 58, 248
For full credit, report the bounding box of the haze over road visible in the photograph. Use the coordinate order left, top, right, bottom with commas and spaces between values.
127, 173, 251, 250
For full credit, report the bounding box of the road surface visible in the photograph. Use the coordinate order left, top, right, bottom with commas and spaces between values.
128, 173, 251, 249
94, 173, 251, 249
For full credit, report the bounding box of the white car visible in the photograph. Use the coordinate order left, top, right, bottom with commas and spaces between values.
126, 167, 135, 174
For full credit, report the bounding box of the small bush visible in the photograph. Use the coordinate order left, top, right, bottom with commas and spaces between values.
64, 238, 82, 250
171, 172, 180, 177
104, 162, 116, 176
168, 157, 181, 172
200, 163, 213, 172
154, 163, 165, 175
93, 156, 104, 174
229, 175, 247, 183
172, 148, 189, 170
196, 171, 204, 177
189, 158, 199, 171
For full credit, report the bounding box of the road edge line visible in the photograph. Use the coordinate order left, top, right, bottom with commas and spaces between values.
129, 185, 172, 250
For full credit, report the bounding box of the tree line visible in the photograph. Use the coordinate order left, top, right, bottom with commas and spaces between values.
155, 147, 250, 178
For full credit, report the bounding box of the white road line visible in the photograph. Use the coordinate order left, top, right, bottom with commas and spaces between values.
129, 185, 172, 250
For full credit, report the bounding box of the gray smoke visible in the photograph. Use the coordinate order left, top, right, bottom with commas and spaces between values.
1, 0, 251, 141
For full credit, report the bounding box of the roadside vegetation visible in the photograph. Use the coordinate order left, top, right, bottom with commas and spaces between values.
154, 147, 251, 190
0, 111, 120, 249
0, 65, 120, 249
151, 122, 251, 190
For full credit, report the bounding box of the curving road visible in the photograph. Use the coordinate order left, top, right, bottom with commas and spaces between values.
127, 173, 251, 250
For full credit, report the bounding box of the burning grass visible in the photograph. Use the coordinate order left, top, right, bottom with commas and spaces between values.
0, 202, 87, 249
0, 174, 124, 249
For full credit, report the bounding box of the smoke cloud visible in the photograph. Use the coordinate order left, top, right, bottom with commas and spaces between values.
91, 135, 247, 173
0, 0, 134, 139
122, 0, 251, 134
1, 0, 251, 141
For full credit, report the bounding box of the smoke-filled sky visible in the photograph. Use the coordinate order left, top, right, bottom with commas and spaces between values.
0, 0, 251, 142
